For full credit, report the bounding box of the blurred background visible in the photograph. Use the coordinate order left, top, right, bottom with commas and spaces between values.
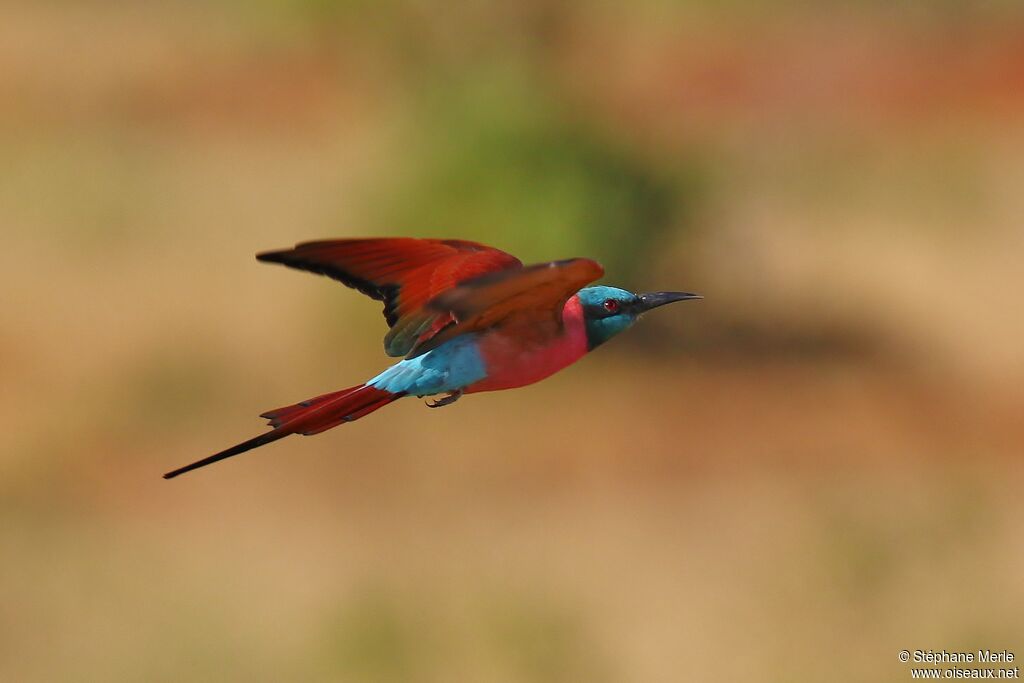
2, 1, 1023, 681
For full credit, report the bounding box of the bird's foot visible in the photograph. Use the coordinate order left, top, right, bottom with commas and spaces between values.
426, 390, 463, 408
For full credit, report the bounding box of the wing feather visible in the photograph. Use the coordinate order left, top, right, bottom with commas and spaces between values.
409, 258, 604, 356
257, 238, 522, 356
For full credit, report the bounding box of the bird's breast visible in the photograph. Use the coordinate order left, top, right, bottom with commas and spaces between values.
466, 296, 588, 393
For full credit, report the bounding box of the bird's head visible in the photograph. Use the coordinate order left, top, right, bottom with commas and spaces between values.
577, 285, 702, 350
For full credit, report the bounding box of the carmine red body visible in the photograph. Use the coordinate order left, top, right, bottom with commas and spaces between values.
466, 296, 588, 394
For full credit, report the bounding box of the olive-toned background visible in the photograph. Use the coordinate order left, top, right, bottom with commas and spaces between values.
2, 2, 1022, 681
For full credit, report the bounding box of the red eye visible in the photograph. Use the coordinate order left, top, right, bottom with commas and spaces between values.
603, 299, 619, 313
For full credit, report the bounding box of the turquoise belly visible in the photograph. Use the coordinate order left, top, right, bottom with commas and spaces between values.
368, 334, 487, 396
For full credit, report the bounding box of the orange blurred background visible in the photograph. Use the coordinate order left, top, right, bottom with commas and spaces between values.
2, 2, 1023, 681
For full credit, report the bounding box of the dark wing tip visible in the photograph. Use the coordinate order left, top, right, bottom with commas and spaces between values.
256, 250, 288, 263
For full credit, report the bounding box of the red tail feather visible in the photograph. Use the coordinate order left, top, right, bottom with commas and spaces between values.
293, 385, 399, 435
162, 384, 403, 479
260, 388, 357, 428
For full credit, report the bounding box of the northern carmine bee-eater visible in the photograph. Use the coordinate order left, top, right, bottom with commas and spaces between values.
163, 238, 700, 478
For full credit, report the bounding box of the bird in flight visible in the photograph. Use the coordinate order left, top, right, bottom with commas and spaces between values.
163, 238, 701, 478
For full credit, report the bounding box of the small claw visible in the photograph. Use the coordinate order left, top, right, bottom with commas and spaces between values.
426, 390, 463, 408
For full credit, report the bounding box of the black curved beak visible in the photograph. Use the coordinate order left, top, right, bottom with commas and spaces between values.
637, 291, 703, 312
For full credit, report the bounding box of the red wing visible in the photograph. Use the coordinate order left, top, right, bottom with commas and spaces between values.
410, 258, 604, 357
257, 238, 522, 356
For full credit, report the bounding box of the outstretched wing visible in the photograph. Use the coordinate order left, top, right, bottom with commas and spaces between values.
410, 258, 604, 357
257, 238, 522, 357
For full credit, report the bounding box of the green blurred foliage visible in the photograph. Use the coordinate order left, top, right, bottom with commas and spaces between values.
235, 0, 711, 278
318, 586, 609, 683
377, 70, 705, 279
320, 590, 429, 683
